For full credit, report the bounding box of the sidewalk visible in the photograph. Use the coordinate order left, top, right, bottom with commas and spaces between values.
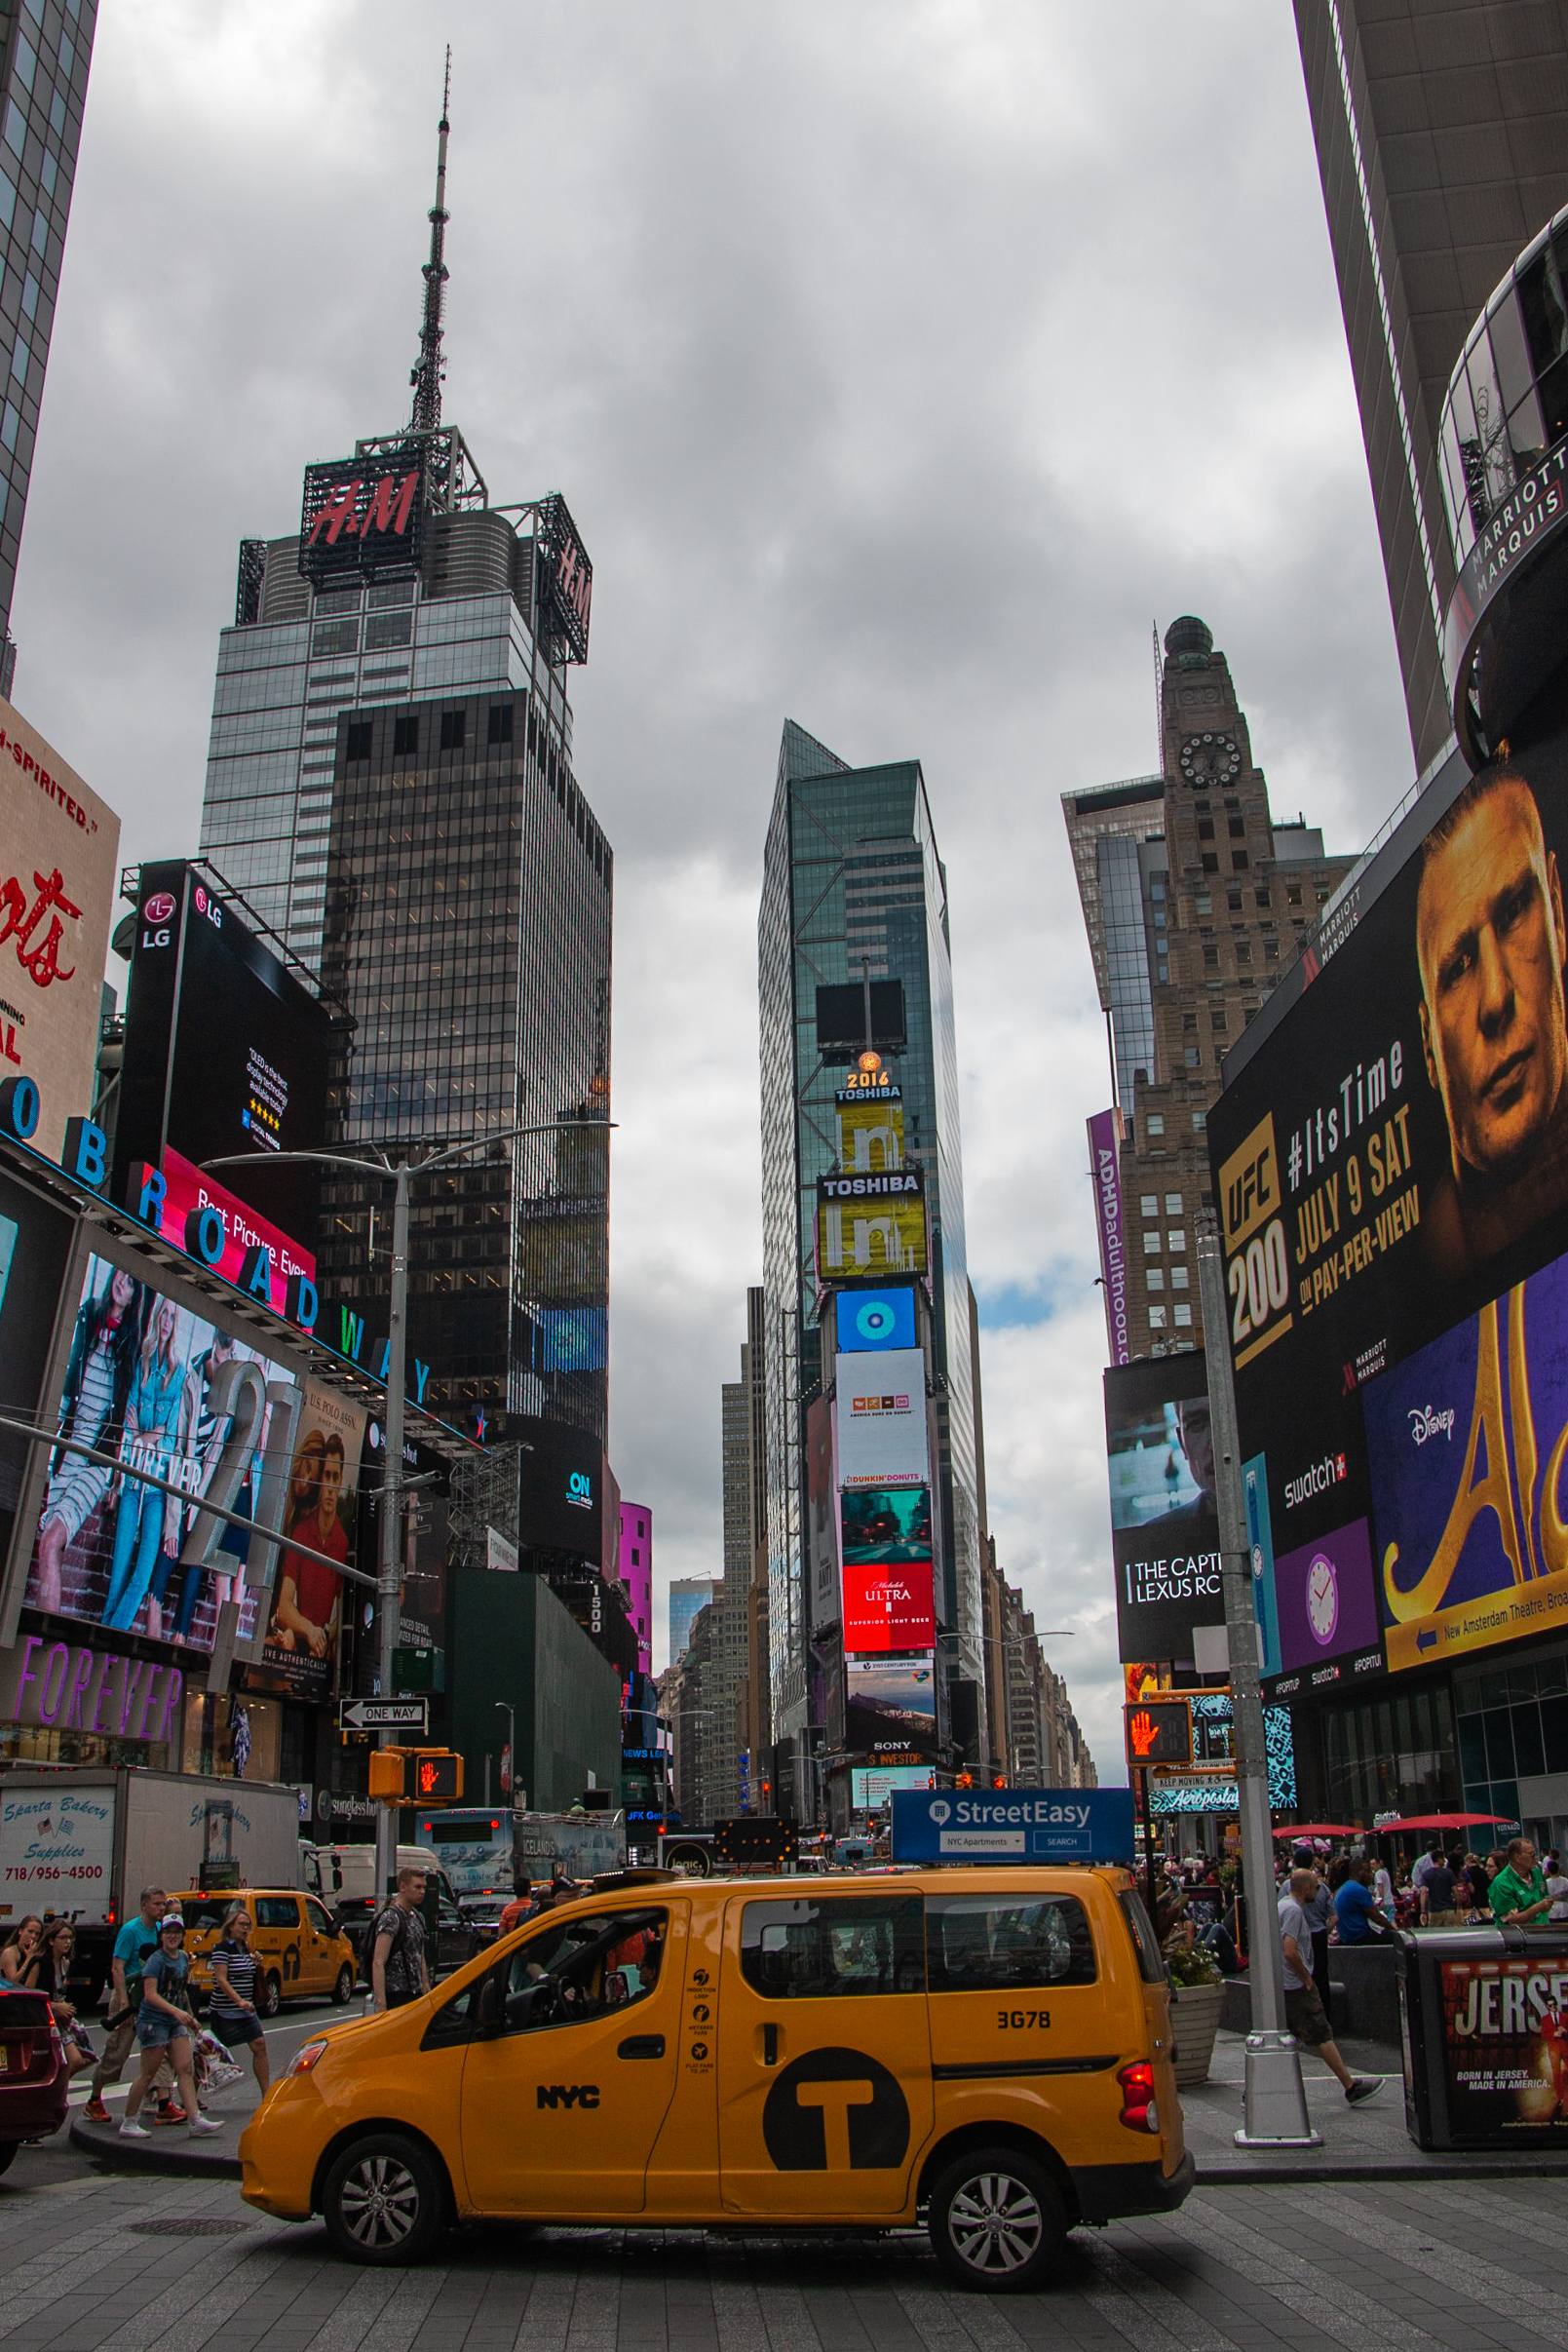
1182, 2027, 1568, 2180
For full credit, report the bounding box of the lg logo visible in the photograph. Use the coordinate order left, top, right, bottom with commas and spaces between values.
140, 889, 175, 951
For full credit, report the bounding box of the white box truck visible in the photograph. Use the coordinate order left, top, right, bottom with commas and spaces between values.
0, 1768, 302, 2003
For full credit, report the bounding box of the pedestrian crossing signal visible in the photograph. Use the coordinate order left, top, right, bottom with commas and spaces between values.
414, 1751, 463, 1800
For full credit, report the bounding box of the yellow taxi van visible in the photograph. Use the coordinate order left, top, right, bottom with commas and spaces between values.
239, 1866, 1193, 2290
176, 1890, 359, 2016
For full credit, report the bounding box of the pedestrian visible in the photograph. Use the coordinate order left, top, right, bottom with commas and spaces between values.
1279, 1869, 1380, 2104
1460, 1851, 1491, 1919
1419, 1849, 1463, 1928
371, 1868, 430, 2012
84, 1885, 181, 2125
119, 1914, 222, 2139
1371, 1855, 1396, 1913
1411, 1839, 1444, 1892
207, 1907, 270, 2097
19, 1920, 94, 2078
496, 1882, 535, 1937
1334, 1857, 1396, 1946
1292, 1846, 1336, 2014
0, 1915, 42, 1984
1547, 1856, 1568, 1923
1490, 1835, 1553, 1925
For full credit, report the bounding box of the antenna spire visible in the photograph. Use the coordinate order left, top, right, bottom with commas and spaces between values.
409, 49, 451, 435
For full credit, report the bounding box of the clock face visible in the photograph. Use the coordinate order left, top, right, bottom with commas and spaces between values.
1306, 1553, 1338, 1646
1178, 731, 1242, 786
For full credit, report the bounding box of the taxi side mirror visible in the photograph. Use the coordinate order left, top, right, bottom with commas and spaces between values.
477, 1975, 503, 2038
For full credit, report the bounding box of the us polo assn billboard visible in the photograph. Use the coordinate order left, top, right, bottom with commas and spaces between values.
1207, 664, 1568, 1691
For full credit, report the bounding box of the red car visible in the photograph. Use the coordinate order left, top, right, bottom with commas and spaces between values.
0, 1988, 67, 2173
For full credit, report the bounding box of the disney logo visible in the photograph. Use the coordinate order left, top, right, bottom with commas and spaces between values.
1408, 1405, 1455, 1446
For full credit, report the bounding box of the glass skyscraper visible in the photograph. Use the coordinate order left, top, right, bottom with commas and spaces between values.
197, 474, 611, 1440
757, 721, 984, 1800
0, 0, 97, 687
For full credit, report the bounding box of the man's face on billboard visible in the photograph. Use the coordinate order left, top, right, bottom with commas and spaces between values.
1175, 1398, 1214, 1500
1418, 779, 1568, 1181
319, 1449, 343, 1523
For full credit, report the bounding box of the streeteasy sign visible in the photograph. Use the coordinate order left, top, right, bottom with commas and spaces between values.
891, 1788, 1135, 1866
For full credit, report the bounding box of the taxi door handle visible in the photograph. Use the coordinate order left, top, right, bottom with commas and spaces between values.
763, 2023, 778, 2066
619, 2035, 665, 2060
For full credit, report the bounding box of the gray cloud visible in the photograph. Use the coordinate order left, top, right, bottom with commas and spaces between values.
14, 1, 1419, 1761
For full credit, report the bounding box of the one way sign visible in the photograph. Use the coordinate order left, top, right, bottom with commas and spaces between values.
339, 1696, 429, 1735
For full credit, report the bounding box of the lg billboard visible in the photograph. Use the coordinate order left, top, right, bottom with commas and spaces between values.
1209, 665, 1568, 1692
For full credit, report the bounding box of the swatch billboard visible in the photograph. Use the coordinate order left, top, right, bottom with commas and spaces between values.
1207, 658, 1568, 1686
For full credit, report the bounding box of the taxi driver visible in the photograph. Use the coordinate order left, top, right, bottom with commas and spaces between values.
1418, 759, 1568, 1278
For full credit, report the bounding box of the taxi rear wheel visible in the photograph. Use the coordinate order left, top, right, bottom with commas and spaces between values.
322, 2134, 444, 2265
257, 1972, 282, 2020
331, 1964, 355, 2006
928, 2145, 1066, 2292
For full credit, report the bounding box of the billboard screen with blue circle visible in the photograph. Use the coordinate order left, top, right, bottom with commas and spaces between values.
836, 1288, 916, 1353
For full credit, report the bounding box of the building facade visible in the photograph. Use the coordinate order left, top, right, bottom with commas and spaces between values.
1064, 617, 1356, 1357
758, 722, 984, 1814
1293, 0, 1568, 775
619, 1500, 652, 1677
198, 475, 610, 1440
0, 0, 97, 689
668, 1578, 718, 1664
979, 1544, 1095, 1790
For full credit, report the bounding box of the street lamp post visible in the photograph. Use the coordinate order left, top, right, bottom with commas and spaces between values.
205, 1115, 611, 1909
1195, 1215, 1319, 2149
495, 1699, 515, 1808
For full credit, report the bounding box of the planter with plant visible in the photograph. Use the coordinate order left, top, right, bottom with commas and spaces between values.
1166, 1944, 1225, 2087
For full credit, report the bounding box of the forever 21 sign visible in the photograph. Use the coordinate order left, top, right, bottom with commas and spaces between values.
298, 444, 427, 587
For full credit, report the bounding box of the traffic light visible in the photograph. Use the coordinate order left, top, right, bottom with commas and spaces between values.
367, 1750, 406, 1800
991, 1774, 1007, 1789
413, 1750, 463, 1801
956, 1771, 974, 1789
1123, 1698, 1193, 1771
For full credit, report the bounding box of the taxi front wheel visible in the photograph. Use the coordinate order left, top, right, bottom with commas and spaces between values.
322, 2133, 445, 2265
927, 2146, 1066, 2293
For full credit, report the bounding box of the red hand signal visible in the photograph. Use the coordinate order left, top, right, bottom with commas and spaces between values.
1128, 1710, 1158, 1759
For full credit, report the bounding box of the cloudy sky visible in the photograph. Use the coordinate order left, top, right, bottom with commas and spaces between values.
16, 1, 1418, 1776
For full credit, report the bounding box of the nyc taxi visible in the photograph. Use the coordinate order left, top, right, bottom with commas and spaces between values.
239, 1866, 1192, 2290
178, 1891, 358, 2017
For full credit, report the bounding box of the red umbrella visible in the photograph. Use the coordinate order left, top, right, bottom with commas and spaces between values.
1369, 1813, 1515, 1831
1272, 1824, 1357, 1837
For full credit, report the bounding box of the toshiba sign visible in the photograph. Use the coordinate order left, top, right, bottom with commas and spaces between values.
298, 444, 427, 587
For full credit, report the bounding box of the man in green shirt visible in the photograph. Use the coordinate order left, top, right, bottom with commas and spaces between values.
1490, 1837, 1553, 1925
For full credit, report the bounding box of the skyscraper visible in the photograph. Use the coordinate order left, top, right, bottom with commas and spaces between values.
0, 0, 98, 689
1293, 2, 1568, 775
1064, 618, 1355, 1358
757, 722, 983, 1814
195, 85, 611, 1435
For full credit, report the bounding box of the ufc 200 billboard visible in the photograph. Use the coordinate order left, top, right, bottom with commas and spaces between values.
1209, 662, 1568, 1691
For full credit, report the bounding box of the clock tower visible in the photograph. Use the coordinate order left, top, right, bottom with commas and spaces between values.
1064, 615, 1357, 1359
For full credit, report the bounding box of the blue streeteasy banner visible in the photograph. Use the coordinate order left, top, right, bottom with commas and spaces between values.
891, 1787, 1136, 1866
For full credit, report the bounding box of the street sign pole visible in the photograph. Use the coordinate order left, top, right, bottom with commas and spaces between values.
1196, 1215, 1319, 2150
375, 1164, 410, 1910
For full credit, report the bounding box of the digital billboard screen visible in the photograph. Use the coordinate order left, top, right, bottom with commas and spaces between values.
845, 1655, 939, 1754
0, 1163, 76, 1586
515, 1413, 603, 1558
115, 864, 334, 1265
840, 1485, 936, 1652
834, 1287, 916, 1353
14, 1249, 361, 1697
835, 1349, 928, 1488
1104, 1354, 1225, 1662
816, 1168, 927, 1284
1206, 663, 1568, 1686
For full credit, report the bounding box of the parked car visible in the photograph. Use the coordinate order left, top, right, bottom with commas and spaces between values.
176, 1891, 358, 2017
0, 1987, 68, 2174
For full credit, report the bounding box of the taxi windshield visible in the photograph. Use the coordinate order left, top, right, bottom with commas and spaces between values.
179, 1898, 235, 1933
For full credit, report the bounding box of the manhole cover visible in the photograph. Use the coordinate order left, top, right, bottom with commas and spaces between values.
128, 2219, 252, 2238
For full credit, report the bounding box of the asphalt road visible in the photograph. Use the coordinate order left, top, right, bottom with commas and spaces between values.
0, 2148, 1563, 2352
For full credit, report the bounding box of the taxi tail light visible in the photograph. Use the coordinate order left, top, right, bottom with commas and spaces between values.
1117, 2062, 1159, 2134
286, 2037, 330, 2078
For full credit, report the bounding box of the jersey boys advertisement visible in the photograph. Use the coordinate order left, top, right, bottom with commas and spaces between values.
1437, 1956, 1568, 2138
1208, 675, 1568, 1690
1104, 1354, 1225, 1662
